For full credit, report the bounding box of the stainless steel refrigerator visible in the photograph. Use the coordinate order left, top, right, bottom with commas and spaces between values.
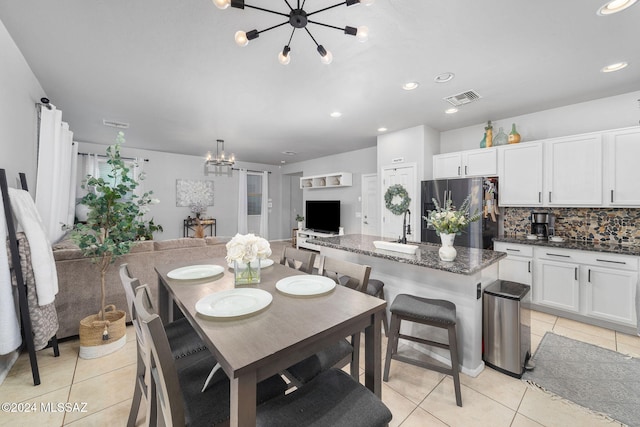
421, 177, 499, 249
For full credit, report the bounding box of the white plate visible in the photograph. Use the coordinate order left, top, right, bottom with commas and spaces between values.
227, 259, 275, 269
167, 265, 224, 280
526, 235, 538, 240
550, 237, 565, 242
275, 275, 336, 297
195, 288, 272, 318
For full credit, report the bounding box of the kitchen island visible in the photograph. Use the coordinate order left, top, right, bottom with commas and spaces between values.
311, 234, 506, 377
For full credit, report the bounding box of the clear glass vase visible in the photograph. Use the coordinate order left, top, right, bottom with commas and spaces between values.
234, 260, 261, 285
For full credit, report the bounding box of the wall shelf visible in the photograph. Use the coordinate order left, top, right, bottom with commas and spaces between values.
300, 172, 352, 189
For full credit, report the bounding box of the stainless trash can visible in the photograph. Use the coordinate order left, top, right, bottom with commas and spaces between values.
483, 280, 531, 378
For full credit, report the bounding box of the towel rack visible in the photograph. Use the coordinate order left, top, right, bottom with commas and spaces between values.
0, 169, 59, 386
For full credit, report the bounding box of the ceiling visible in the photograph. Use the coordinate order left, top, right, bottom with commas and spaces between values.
1, 0, 638, 165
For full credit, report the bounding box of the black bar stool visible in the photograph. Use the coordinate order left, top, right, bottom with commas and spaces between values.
383, 293, 462, 407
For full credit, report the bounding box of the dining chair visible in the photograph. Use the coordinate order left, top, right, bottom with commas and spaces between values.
279, 246, 316, 274
283, 256, 371, 385
132, 284, 287, 427
133, 284, 393, 427
119, 264, 210, 427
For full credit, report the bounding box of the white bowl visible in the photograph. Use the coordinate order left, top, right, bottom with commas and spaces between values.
526, 235, 538, 240
550, 236, 565, 242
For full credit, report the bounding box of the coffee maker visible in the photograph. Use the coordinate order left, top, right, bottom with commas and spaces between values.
530, 212, 556, 239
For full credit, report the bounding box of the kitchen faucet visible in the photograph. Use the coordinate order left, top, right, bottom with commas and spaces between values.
399, 209, 411, 244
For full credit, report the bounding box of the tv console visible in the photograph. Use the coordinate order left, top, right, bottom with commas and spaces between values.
296, 229, 337, 251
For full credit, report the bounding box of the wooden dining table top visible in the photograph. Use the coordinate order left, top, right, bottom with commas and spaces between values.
155, 256, 386, 382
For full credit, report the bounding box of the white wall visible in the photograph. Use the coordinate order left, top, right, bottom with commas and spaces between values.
281, 147, 377, 235
0, 19, 44, 191
77, 142, 284, 240
440, 91, 640, 153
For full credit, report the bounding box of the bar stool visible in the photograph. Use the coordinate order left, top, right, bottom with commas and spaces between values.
383, 294, 462, 407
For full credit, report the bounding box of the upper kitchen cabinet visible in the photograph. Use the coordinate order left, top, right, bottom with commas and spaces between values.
605, 127, 640, 206
433, 148, 497, 179
498, 142, 544, 206
545, 133, 603, 206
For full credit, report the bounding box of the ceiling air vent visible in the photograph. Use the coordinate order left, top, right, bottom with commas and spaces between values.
443, 90, 482, 107
102, 119, 130, 129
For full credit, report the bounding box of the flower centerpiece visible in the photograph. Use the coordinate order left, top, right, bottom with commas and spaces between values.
225, 233, 272, 285
423, 195, 480, 261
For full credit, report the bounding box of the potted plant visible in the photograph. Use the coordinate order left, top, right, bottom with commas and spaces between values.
296, 214, 304, 230
72, 132, 161, 358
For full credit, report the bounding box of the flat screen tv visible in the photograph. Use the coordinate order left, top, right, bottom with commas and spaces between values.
305, 200, 340, 233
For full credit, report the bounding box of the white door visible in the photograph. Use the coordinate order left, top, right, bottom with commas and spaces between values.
381, 165, 417, 241
361, 174, 379, 236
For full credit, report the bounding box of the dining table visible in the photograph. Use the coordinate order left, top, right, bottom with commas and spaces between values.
155, 256, 386, 427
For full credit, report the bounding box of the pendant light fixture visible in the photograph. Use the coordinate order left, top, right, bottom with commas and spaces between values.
204, 139, 235, 175
213, 0, 373, 65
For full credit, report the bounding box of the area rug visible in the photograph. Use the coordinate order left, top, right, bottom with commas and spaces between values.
522, 332, 640, 427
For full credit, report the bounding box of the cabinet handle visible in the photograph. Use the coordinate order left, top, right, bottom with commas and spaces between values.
465, 165, 468, 175
506, 248, 521, 252
575, 267, 578, 281
528, 261, 531, 273
588, 269, 591, 282
547, 253, 570, 258
538, 192, 542, 203
595, 258, 626, 265
611, 189, 614, 203
458, 166, 461, 176
549, 191, 552, 203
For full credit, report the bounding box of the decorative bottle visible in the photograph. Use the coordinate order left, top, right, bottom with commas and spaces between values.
494, 127, 508, 146
480, 132, 487, 148
485, 121, 493, 147
508, 123, 521, 144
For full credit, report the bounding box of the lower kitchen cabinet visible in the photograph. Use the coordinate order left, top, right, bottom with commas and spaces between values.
534, 258, 580, 313
494, 242, 532, 285
585, 266, 638, 326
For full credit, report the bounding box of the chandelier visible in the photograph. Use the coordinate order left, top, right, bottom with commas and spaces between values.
205, 139, 235, 175
213, 0, 374, 65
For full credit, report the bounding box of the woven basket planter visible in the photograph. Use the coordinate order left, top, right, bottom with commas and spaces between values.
79, 304, 127, 359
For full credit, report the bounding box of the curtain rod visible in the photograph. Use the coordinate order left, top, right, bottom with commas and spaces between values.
77, 152, 149, 162
232, 168, 271, 174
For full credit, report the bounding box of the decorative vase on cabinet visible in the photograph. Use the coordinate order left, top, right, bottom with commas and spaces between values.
485, 121, 493, 147
494, 127, 508, 146
508, 123, 521, 144
439, 233, 457, 261
480, 132, 487, 148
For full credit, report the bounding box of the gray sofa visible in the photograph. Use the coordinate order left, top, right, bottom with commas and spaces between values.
52, 237, 231, 339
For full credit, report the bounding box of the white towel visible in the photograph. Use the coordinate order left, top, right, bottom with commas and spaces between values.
0, 190, 21, 355
8, 188, 58, 306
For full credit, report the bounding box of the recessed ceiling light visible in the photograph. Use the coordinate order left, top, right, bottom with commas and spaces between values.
601, 61, 628, 72
377, 127, 388, 132
434, 72, 455, 83
281, 160, 286, 164
402, 82, 419, 91
597, 0, 637, 15
281, 151, 297, 156
445, 107, 459, 114
330, 111, 342, 118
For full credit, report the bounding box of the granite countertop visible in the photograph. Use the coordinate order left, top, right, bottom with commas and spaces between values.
494, 236, 640, 256
309, 234, 506, 276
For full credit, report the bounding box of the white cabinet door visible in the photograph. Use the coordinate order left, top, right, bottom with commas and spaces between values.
606, 128, 640, 206
463, 149, 497, 177
534, 259, 580, 313
584, 266, 637, 327
499, 256, 532, 286
546, 134, 603, 206
433, 153, 462, 179
498, 142, 544, 206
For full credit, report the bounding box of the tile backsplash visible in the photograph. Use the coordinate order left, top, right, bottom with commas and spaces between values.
503, 207, 640, 245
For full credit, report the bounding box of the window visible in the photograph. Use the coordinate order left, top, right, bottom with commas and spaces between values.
247, 174, 262, 215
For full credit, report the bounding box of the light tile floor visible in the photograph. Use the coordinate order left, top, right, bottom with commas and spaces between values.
2, 311, 639, 426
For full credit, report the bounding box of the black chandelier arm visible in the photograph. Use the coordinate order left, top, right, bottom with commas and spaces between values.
307, 19, 350, 33
304, 27, 320, 48
243, 3, 290, 19
283, 0, 294, 12
306, 1, 349, 17
256, 20, 291, 36
286, 27, 296, 46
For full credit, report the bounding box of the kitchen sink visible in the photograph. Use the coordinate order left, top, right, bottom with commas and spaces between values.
373, 240, 419, 255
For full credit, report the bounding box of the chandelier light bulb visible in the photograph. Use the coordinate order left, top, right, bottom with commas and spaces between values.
235, 31, 249, 47
356, 26, 369, 42
212, 0, 231, 9
278, 45, 291, 65
321, 50, 333, 64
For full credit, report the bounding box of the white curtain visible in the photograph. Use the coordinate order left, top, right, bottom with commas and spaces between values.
259, 171, 269, 239
237, 169, 248, 234
35, 106, 77, 243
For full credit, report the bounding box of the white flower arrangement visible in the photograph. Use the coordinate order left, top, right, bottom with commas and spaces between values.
225, 233, 272, 264
423, 195, 481, 235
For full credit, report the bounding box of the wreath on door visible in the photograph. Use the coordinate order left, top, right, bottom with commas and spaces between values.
384, 184, 411, 215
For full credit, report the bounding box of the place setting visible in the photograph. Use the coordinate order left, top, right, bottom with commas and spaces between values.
275, 275, 336, 297
167, 264, 225, 281
195, 287, 273, 320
